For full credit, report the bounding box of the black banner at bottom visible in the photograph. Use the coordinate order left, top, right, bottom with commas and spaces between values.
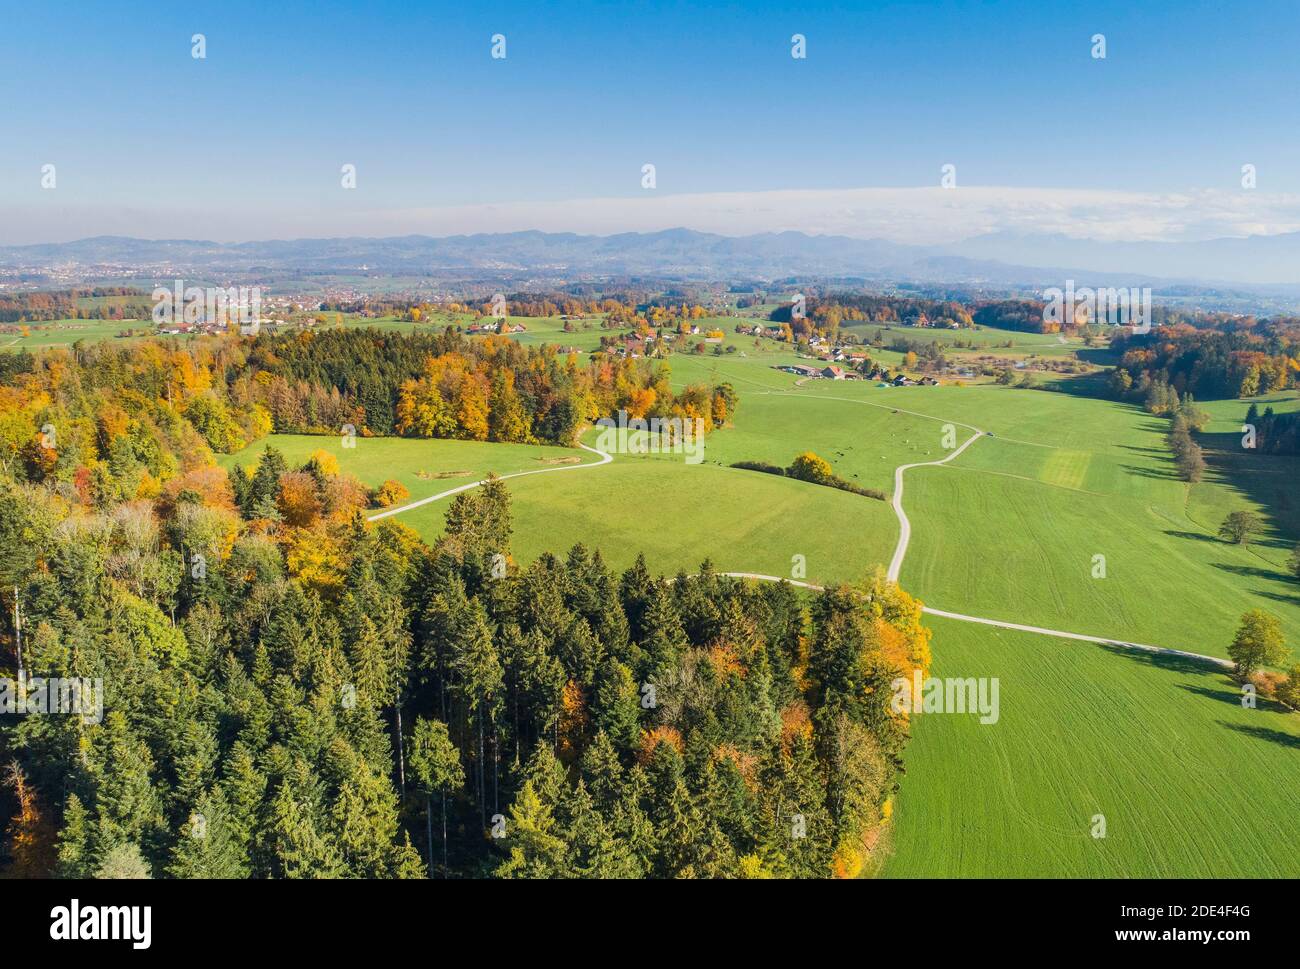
1, 877, 1283, 956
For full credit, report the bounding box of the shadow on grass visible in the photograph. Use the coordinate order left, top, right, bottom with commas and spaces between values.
1076, 348, 1120, 368
1038, 371, 1111, 398
1164, 529, 1216, 543
1121, 464, 1180, 480
1097, 642, 1225, 676
1198, 429, 1300, 547
1254, 589, 1300, 607
1179, 682, 1241, 706
1177, 682, 1296, 719
1217, 721, 1300, 751
1212, 562, 1293, 582
1216, 536, 1293, 553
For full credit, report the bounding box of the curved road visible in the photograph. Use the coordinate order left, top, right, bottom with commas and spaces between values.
717, 574, 1229, 668
885, 428, 983, 582
367, 441, 611, 522
367, 418, 1228, 669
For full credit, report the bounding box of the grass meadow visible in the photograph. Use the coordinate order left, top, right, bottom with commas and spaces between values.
883, 615, 1300, 878
220, 328, 1300, 879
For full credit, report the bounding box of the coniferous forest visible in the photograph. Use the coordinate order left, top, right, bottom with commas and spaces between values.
0, 333, 926, 879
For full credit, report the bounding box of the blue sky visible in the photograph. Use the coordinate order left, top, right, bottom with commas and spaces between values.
3, 0, 1300, 243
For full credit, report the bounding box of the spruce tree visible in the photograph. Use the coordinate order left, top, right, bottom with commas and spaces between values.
408, 717, 464, 875
167, 788, 249, 879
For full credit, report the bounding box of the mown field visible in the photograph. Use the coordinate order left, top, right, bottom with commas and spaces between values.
700, 376, 1299, 658
886, 384, 1300, 657
883, 615, 1300, 878
0, 318, 153, 350
218, 333, 1299, 879
223, 430, 898, 585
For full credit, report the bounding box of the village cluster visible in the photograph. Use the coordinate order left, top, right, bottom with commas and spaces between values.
774, 361, 939, 386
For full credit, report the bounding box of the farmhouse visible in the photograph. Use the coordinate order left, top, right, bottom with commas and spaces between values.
821, 365, 845, 380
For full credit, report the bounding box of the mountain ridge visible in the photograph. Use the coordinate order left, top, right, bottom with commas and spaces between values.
6, 228, 1300, 295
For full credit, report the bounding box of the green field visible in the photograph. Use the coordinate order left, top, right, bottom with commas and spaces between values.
891, 385, 1300, 657
0, 318, 153, 350
219, 433, 597, 508
218, 336, 1300, 879
883, 615, 1300, 877
223, 431, 897, 584
841, 318, 1088, 352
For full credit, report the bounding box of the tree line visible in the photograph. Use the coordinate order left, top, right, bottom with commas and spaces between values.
0, 329, 737, 518
769, 294, 974, 342
1245, 402, 1300, 455
1108, 324, 1299, 401
0, 288, 154, 324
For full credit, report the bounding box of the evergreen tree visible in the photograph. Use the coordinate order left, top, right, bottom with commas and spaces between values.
246, 446, 287, 517
592, 658, 641, 754
408, 717, 464, 875
451, 600, 504, 824
269, 764, 344, 879
167, 788, 249, 879
579, 730, 624, 814
56, 792, 95, 878
494, 780, 566, 878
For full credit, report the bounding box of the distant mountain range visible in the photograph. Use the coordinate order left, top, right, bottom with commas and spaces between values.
0, 230, 988, 281
6, 229, 1300, 303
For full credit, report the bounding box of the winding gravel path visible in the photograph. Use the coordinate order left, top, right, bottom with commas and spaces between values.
365, 410, 1229, 670
717, 574, 1229, 668
366, 441, 612, 522
886, 428, 983, 582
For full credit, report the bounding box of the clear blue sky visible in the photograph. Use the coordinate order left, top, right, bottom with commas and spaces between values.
3, 0, 1299, 242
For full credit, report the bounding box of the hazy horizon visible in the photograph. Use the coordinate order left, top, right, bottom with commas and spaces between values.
6, 0, 1300, 247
